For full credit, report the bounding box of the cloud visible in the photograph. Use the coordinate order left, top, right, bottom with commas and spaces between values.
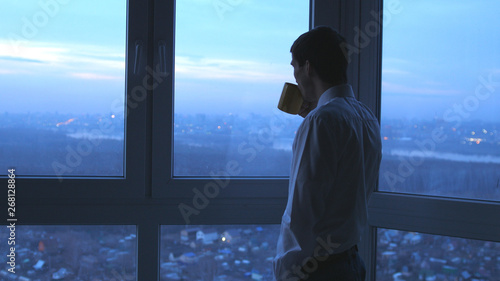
382, 81, 463, 96
382, 68, 411, 76
0, 40, 124, 77
175, 56, 291, 82
0, 69, 18, 74
0, 56, 44, 64
0, 41, 66, 64
0, 39, 294, 84
382, 57, 412, 65
70, 73, 122, 81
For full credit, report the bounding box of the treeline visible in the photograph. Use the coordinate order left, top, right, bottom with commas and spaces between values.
380, 155, 500, 199
0, 128, 123, 176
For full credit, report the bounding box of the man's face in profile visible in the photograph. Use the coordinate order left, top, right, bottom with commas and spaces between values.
291, 56, 313, 102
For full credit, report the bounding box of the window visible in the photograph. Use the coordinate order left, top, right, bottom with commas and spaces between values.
0, 225, 136, 280
152, 0, 309, 198
1, 0, 147, 197
377, 228, 500, 280
173, 0, 308, 177
160, 224, 280, 280
0, 0, 126, 177
368, 0, 500, 279
379, 0, 500, 201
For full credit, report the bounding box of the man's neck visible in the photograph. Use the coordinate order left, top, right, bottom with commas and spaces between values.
312, 80, 343, 102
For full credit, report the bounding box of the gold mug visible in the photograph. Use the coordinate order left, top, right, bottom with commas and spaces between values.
277, 82, 303, 114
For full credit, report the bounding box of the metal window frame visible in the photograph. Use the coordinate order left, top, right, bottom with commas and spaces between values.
347, 0, 500, 280
314, 2, 500, 280
5, 0, 149, 201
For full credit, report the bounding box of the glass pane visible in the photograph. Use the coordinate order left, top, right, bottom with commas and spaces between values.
379, 0, 500, 200
377, 228, 500, 280
0, 1, 126, 177
174, 0, 308, 176
0, 225, 136, 280
161, 225, 280, 280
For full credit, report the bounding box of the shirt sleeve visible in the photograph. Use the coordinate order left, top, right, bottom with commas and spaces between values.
288, 114, 338, 253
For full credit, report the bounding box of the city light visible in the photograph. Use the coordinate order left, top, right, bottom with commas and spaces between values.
55, 118, 76, 127
465, 137, 484, 144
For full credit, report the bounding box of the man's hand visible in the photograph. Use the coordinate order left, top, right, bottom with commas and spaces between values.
298, 100, 318, 118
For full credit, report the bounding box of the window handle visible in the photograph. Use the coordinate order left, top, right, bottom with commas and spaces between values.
158, 40, 169, 77
134, 40, 143, 75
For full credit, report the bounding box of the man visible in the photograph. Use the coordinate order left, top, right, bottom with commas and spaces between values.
274, 26, 382, 281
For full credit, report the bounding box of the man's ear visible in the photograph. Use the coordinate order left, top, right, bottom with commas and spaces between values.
304, 60, 313, 77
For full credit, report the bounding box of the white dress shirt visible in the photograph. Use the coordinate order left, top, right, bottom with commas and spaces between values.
274, 84, 382, 280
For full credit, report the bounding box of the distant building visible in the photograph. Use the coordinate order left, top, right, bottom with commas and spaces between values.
180, 227, 201, 242
252, 272, 263, 280
196, 229, 218, 245
179, 252, 197, 264
222, 229, 241, 243
403, 232, 422, 245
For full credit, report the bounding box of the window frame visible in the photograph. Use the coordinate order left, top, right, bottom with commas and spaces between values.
314, 0, 500, 279
354, 0, 500, 279
5, 0, 149, 201
151, 0, 301, 200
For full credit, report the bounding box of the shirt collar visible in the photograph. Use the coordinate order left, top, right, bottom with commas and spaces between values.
317, 84, 355, 107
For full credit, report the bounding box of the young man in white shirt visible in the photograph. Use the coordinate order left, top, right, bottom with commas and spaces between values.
274, 26, 382, 281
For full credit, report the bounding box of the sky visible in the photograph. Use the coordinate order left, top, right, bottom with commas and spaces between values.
381, 0, 500, 122
0, 0, 499, 122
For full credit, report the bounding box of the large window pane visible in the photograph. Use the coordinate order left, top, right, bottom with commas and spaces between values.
0, 1, 126, 177
161, 225, 280, 280
174, 0, 308, 176
0, 225, 136, 280
379, 0, 500, 200
377, 228, 500, 280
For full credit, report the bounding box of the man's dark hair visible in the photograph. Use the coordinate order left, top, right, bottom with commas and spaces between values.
290, 26, 348, 84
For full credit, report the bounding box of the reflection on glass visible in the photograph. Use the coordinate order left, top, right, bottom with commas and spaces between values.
0, 225, 136, 280
0, 1, 126, 176
377, 228, 500, 280
173, 0, 308, 176
160, 225, 280, 280
379, 0, 500, 200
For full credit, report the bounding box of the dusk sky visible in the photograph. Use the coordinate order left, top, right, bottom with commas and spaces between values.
381, 0, 500, 122
0, 0, 499, 122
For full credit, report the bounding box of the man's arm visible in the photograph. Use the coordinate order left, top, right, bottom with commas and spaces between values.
288, 115, 337, 245
274, 114, 339, 280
